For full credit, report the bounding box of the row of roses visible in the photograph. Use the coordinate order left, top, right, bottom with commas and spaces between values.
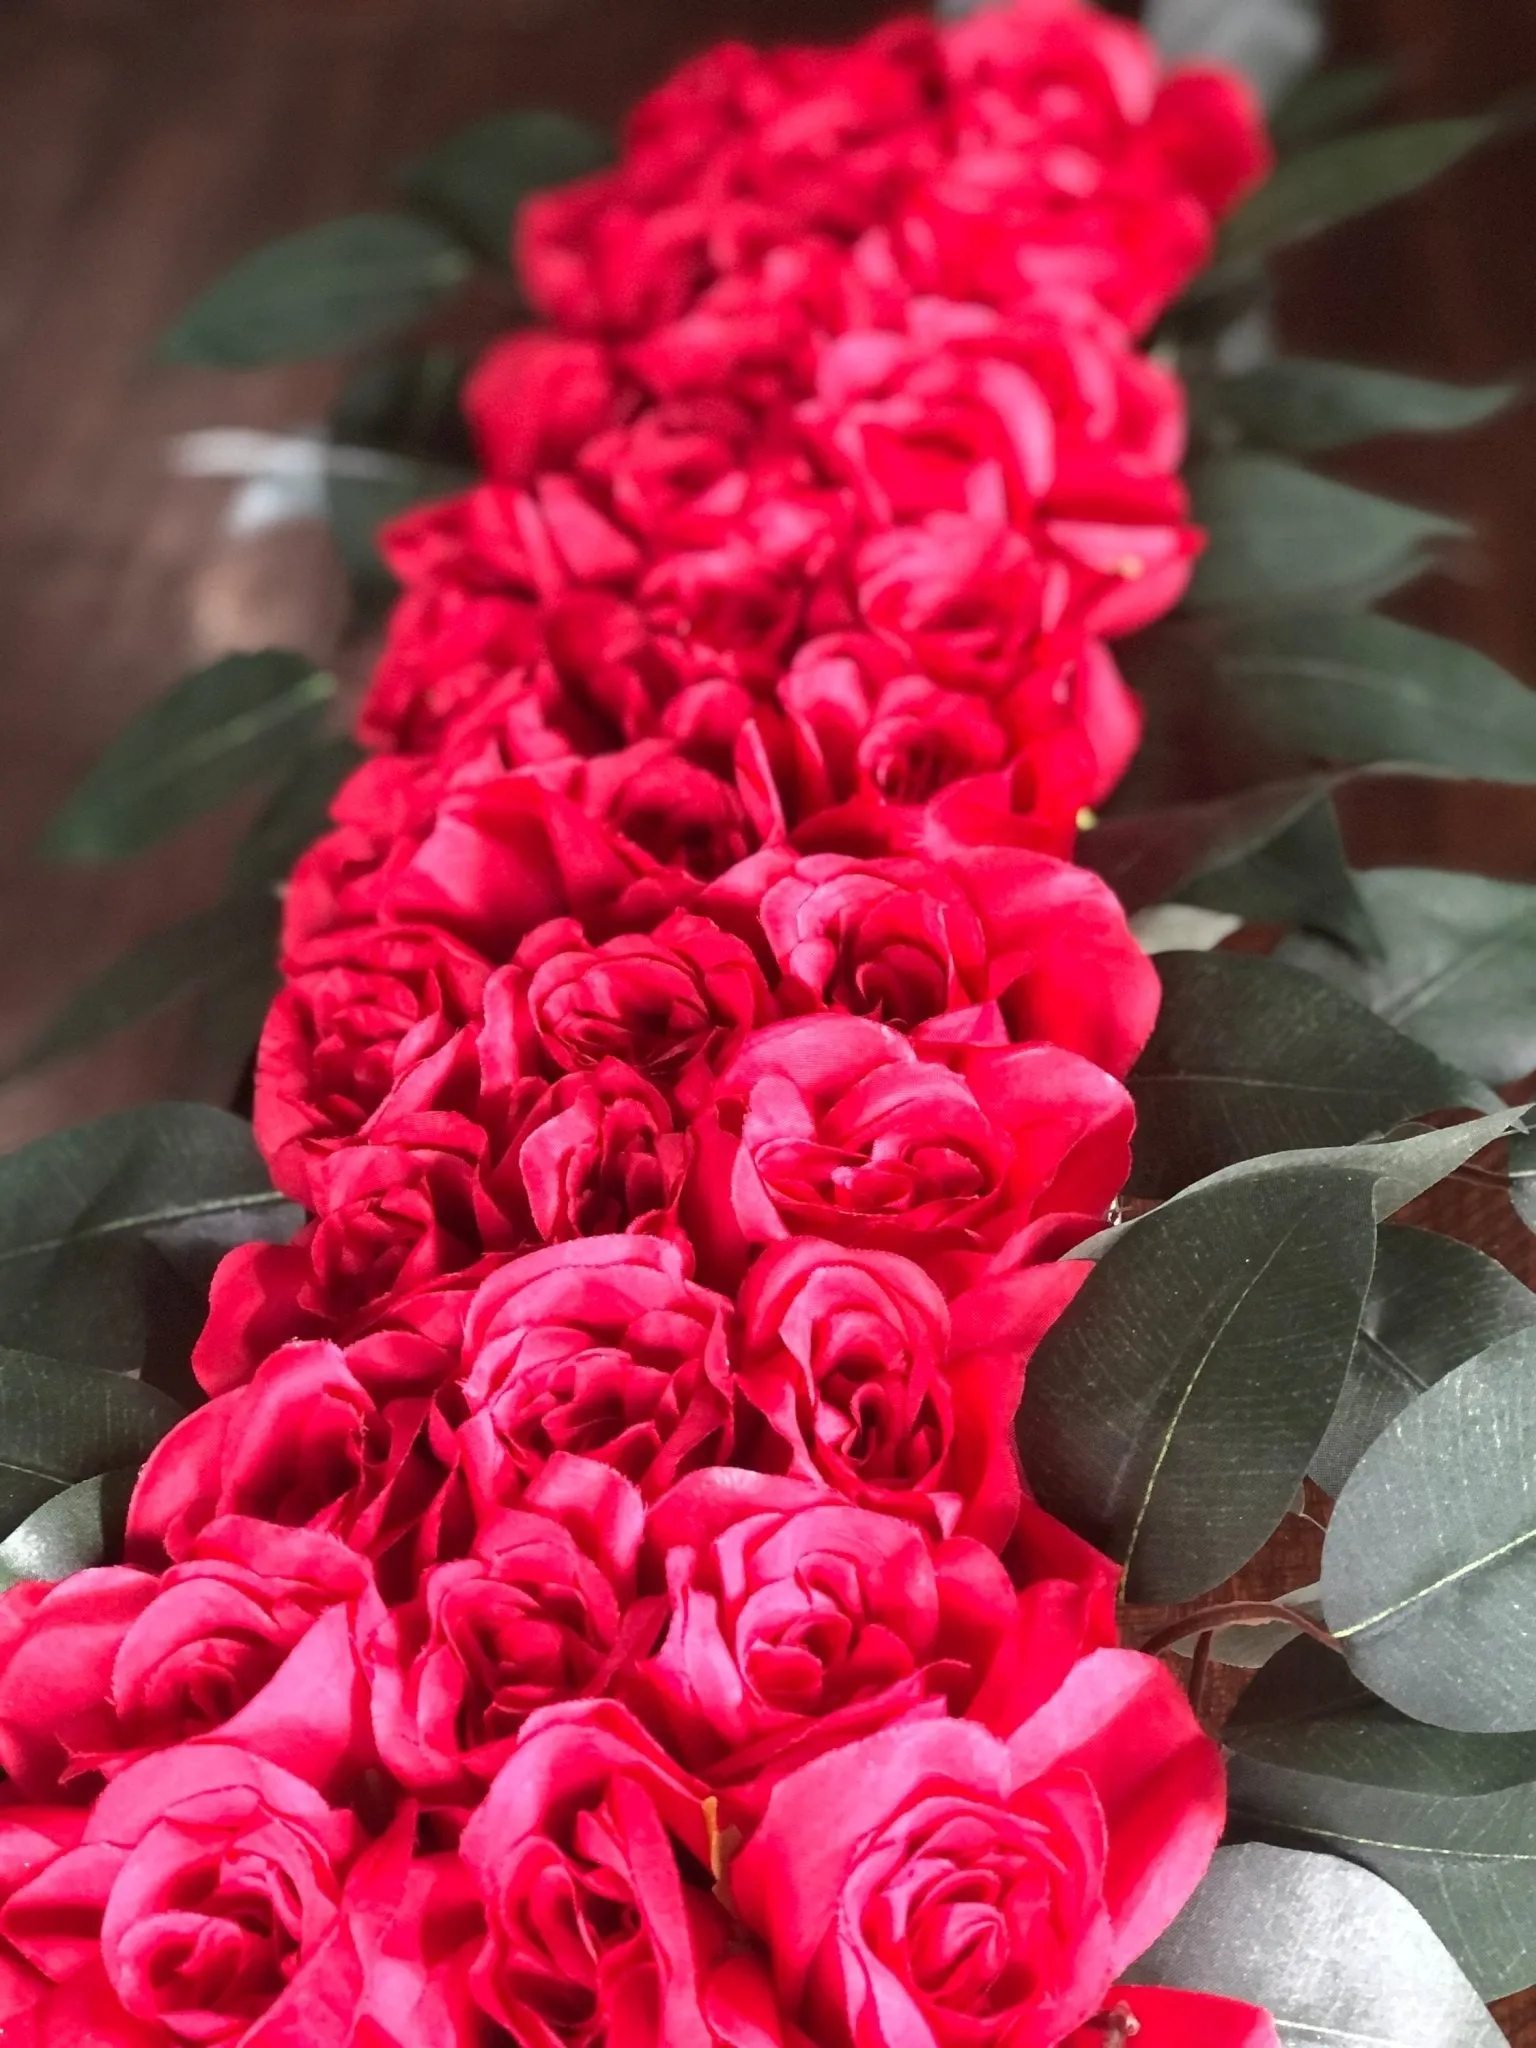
0, 8, 1281, 2047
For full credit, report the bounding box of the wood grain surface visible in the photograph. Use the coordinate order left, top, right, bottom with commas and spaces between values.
0, 0, 1533, 2031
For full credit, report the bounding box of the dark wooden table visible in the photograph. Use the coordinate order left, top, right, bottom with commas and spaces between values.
0, 2, 1533, 2029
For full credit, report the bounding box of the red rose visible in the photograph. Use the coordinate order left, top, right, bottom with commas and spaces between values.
510, 909, 771, 1109
732, 1235, 1089, 1544
1067, 1986, 1280, 2048
464, 331, 623, 485
458, 1698, 726, 2047
0, 1744, 361, 2046
857, 513, 1065, 697
0, 1520, 369, 1803
627, 1468, 1111, 1809
254, 923, 491, 1204
710, 842, 1156, 1075
732, 1650, 1226, 2048
451, 1236, 735, 1518
280, 755, 444, 963
684, 1014, 1132, 1288
128, 1342, 441, 1579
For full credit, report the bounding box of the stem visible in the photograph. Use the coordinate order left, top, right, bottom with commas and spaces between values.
1187, 1629, 1214, 1718
1136, 1598, 1341, 1660
1090, 2004, 1142, 2044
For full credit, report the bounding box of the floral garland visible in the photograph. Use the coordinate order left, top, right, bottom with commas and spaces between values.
0, 8, 1292, 2045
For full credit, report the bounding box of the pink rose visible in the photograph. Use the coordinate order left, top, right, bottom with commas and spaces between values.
464, 331, 622, 485
1067, 1986, 1281, 2048
0, 1520, 369, 1802
732, 1650, 1226, 2048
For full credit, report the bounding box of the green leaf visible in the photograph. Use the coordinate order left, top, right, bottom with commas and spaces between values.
398, 110, 612, 267
1127, 951, 1477, 1201
1133, 1842, 1505, 2047
1281, 868, 1536, 1088
160, 213, 473, 368
1020, 1159, 1378, 1603
42, 652, 335, 864
1143, 0, 1321, 107
326, 455, 472, 597
1079, 775, 1344, 913
1271, 62, 1392, 152
1214, 612, 1536, 780
226, 735, 363, 897
1179, 795, 1378, 954
1222, 116, 1499, 264
1324, 1327, 1536, 1731
1510, 1129, 1536, 1232
1227, 1640, 1536, 1997
1313, 1225, 1536, 1495
0, 1349, 182, 1536
0, 1470, 139, 1587
1, 896, 280, 1083
0, 1105, 297, 1376
1188, 454, 1468, 613
329, 348, 471, 466
1218, 358, 1518, 452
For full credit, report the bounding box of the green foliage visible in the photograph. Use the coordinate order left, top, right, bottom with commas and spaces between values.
0, 1470, 141, 1588
1312, 1226, 1536, 1496
1022, 1158, 1379, 1602
1135, 1843, 1505, 2046
1324, 1329, 1536, 1733
1189, 454, 1468, 611
160, 213, 473, 368
1214, 613, 1536, 781
1221, 115, 1499, 264
1216, 357, 1519, 452
42, 652, 334, 864
0, 1349, 182, 1535
1177, 795, 1376, 954
1282, 869, 1536, 1088
1126, 951, 1477, 1200
398, 110, 612, 267
1270, 62, 1392, 151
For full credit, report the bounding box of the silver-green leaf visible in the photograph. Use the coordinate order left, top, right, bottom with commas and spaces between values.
0, 1350, 182, 1536
1134, 1842, 1504, 2047
0, 1469, 140, 1588
398, 110, 612, 267
42, 651, 335, 863
160, 213, 473, 368
1218, 357, 1518, 452
1324, 1328, 1536, 1732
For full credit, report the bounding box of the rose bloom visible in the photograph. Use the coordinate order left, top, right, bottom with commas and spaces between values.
707, 841, 1157, 1076
361, 1455, 652, 1806
254, 922, 491, 1204
449, 1235, 737, 1520
625, 1468, 1114, 1810
732, 1235, 1089, 1544
0, 1743, 361, 2046
683, 1012, 1132, 1289
0, 1520, 369, 1804
460, 1697, 798, 2048
732, 1649, 1226, 2048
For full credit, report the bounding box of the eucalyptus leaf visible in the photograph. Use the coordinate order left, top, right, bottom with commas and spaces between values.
1312, 1225, 1536, 1496
1226, 1655, 1536, 1995
1079, 775, 1344, 912
1180, 796, 1377, 954
329, 348, 471, 467
1324, 1327, 1536, 1732
0, 1349, 182, 1536
0, 1106, 297, 1376
1215, 612, 1536, 781
1136, 1844, 1505, 2046
1, 896, 280, 1083
1127, 951, 1476, 1200
326, 455, 473, 595
1271, 63, 1392, 152
1020, 1159, 1377, 1603
1188, 454, 1467, 612
1128, 904, 1243, 955
1282, 868, 1536, 1087
1219, 358, 1518, 451
161, 213, 473, 367
42, 652, 335, 864
1221, 115, 1499, 264
1143, 0, 1321, 106
1510, 1129, 1536, 1232
0, 1469, 139, 1588
398, 110, 612, 267
226, 736, 363, 897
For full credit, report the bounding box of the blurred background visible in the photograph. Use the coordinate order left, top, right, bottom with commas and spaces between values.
0, 0, 1532, 1149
